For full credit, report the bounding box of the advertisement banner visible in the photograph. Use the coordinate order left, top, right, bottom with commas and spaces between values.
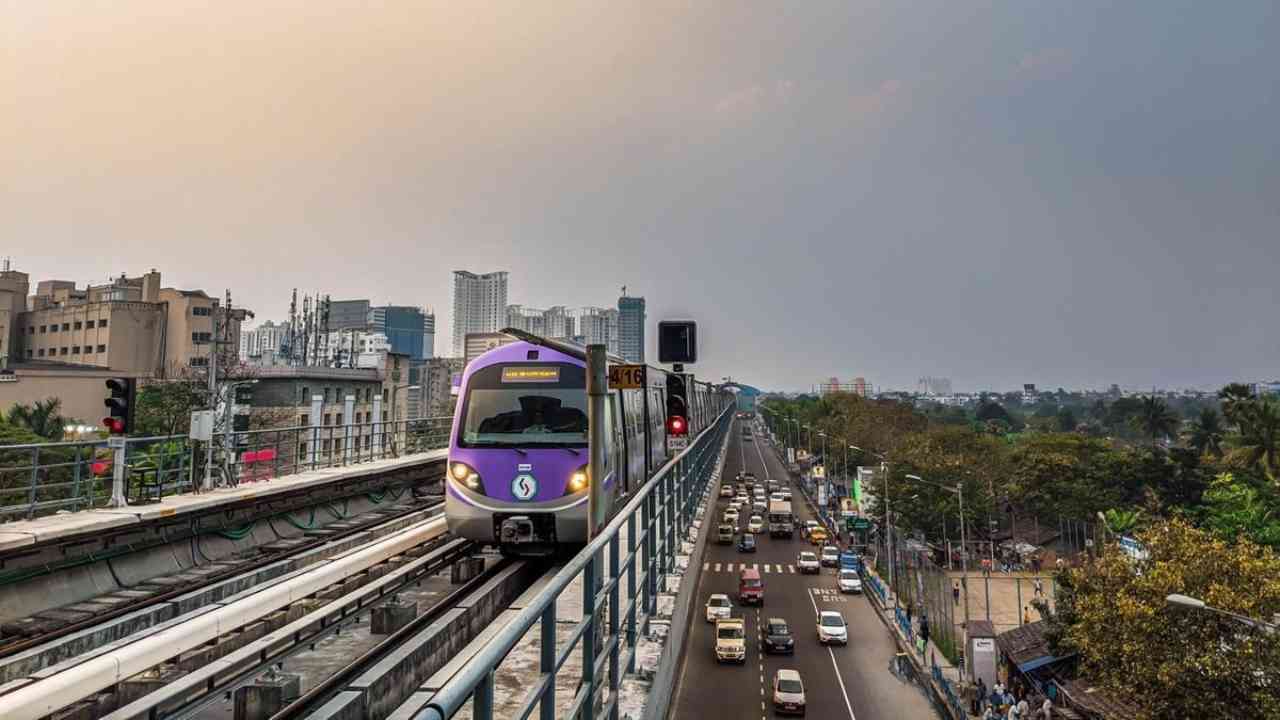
817, 482, 827, 509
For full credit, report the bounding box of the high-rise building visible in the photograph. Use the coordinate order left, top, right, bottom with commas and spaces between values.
422, 312, 435, 360
917, 376, 953, 396
416, 356, 465, 418
451, 271, 508, 357
617, 293, 645, 363
464, 332, 516, 365
328, 299, 372, 331
505, 305, 547, 336
240, 321, 289, 365
571, 307, 619, 355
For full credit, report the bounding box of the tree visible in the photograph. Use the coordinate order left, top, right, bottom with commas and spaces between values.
134, 380, 205, 437
1101, 507, 1141, 535
1228, 397, 1280, 485
5, 398, 69, 441
1219, 382, 1256, 427
1056, 407, 1077, 433
1131, 396, 1180, 448
1187, 407, 1226, 458
1201, 473, 1280, 548
1050, 519, 1280, 719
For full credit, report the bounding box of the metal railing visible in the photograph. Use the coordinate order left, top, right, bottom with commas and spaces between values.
417, 406, 734, 720
0, 417, 452, 523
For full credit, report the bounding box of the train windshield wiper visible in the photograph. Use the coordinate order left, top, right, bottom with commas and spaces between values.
561, 447, 581, 456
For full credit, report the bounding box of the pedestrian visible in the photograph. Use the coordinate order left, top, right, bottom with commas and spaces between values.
976, 677, 988, 710
1033, 577, 1044, 598
906, 601, 913, 624
1023, 605, 1032, 625
1040, 697, 1052, 719
919, 614, 930, 648
953, 581, 961, 605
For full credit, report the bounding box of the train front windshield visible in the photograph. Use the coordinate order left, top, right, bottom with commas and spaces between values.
460, 363, 589, 447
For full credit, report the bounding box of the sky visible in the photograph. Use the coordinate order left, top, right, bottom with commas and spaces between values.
4, 1, 1277, 393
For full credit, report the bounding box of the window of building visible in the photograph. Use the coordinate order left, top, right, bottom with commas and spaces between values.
300, 386, 309, 405
191, 332, 212, 344
192, 306, 212, 316
323, 387, 331, 402
190, 357, 208, 367
335, 413, 343, 426
39, 325, 46, 333
28, 326, 34, 335
26, 349, 33, 358
59, 347, 68, 355
354, 411, 362, 424
61, 323, 70, 331
37, 349, 45, 357
97, 344, 106, 353
73, 321, 82, 330
298, 442, 308, 456
322, 439, 331, 452
334, 438, 344, 453
382, 389, 389, 403
323, 413, 331, 426
382, 410, 388, 421
72, 346, 80, 354
365, 388, 372, 402
299, 415, 309, 427
98, 319, 108, 328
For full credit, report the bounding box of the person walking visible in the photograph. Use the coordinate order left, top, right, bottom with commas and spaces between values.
1023, 605, 1033, 625
919, 614, 930, 651
953, 581, 961, 606
1033, 577, 1044, 598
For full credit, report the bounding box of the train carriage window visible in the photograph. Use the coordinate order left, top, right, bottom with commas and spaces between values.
459, 363, 589, 447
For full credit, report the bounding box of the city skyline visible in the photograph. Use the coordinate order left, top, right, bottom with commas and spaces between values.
4, 2, 1276, 392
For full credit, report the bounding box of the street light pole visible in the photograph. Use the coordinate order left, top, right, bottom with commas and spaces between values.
1166, 594, 1278, 632
906, 473, 972, 647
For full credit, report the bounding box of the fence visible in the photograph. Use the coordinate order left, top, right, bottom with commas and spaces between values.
0, 417, 452, 523
415, 406, 733, 720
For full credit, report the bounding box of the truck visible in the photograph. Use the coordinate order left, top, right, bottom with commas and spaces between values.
768, 500, 794, 538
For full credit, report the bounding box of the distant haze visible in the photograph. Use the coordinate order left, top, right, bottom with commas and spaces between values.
5, 2, 1277, 392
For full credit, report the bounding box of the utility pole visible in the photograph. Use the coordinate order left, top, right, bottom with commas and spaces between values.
586, 344, 608, 538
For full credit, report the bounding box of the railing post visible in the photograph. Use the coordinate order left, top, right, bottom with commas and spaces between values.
474, 668, 495, 719
540, 602, 557, 720
644, 487, 657, 621
27, 447, 39, 519
109, 443, 127, 508
71, 444, 84, 512
582, 552, 597, 720
626, 509, 637, 672
608, 531, 621, 720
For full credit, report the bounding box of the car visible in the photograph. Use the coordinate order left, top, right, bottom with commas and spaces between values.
772, 669, 806, 715
720, 484, 736, 498
705, 593, 732, 622
717, 523, 735, 544
797, 551, 820, 574
838, 568, 863, 594
763, 618, 795, 655
748, 515, 765, 533
752, 502, 768, 517
715, 618, 746, 663
766, 480, 780, 493
738, 532, 757, 553
742, 472, 757, 483
729, 499, 744, 511
816, 610, 848, 645
809, 527, 829, 546
770, 492, 785, 503
736, 493, 750, 505
723, 509, 739, 524
781, 491, 793, 502
821, 546, 841, 567
802, 521, 820, 539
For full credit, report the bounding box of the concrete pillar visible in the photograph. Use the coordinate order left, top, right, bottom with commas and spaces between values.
343, 394, 355, 463
371, 597, 417, 634
451, 556, 484, 584
309, 395, 323, 466
235, 672, 301, 720
372, 396, 384, 456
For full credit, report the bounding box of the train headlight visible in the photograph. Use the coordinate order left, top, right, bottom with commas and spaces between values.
450, 462, 484, 492
566, 465, 589, 494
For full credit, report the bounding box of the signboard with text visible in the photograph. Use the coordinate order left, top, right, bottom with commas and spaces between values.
608, 364, 647, 390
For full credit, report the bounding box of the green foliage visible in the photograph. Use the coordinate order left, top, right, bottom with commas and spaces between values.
1131, 396, 1180, 447
133, 380, 204, 438
1188, 407, 1226, 457
1059, 519, 1280, 719
1201, 473, 1280, 546
5, 398, 68, 441
1102, 507, 1142, 535
1226, 397, 1280, 484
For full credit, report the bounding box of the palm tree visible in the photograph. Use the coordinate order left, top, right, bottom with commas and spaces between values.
1228, 397, 1280, 485
1218, 383, 1255, 427
1131, 396, 1179, 449
1187, 407, 1225, 458
1102, 508, 1142, 536
5, 398, 68, 440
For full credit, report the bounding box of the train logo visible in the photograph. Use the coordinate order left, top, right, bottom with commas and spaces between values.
511, 474, 538, 501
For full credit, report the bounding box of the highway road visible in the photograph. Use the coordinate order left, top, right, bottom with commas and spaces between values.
671, 417, 940, 720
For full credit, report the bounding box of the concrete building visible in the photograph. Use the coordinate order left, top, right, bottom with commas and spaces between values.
505, 305, 547, 336
617, 293, 645, 363
418, 356, 464, 418
917, 376, 953, 396
422, 312, 435, 360
240, 321, 288, 366
0, 266, 31, 370
370, 305, 430, 361
12, 270, 245, 377
570, 307, 618, 355
328, 299, 372, 331
464, 332, 516, 366
451, 271, 508, 357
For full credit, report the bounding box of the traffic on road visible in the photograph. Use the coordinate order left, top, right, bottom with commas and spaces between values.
672, 415, 939, 719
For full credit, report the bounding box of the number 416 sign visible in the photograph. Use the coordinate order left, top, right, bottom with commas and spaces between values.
608, 364, 646, 389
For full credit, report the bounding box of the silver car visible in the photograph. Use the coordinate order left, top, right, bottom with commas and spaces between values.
772, 668, 806, 715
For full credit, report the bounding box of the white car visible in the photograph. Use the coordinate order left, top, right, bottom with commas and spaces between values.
821, 546, 841, 567
723, 509, 739, 524
817, 610, 848, 645
748, 515, 765, 533
720, 485, 736, 498
772, 669, 806, 715
706, 593, 732, 622
797, 551, 820, 574
838, 569, 863, 594
770, 492, 785, 503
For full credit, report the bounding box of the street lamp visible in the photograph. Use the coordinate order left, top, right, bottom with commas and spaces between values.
1166, 594, 1278, 632
906, 473, 972, 639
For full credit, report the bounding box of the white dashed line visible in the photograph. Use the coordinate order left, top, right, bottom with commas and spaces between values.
714, 562, 721, 572
788, 564, 796, 573
703, 562, 709, 571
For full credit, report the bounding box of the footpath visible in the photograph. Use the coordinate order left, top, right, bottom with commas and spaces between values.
771, 441, 972, 720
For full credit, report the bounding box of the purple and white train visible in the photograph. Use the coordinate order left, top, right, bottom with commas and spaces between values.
445, 329, 731, 556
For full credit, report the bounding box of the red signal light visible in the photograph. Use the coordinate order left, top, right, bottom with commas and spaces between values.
666, 416, 687, 436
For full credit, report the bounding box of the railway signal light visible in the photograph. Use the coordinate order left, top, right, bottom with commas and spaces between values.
103, 377, 136, 435
666, 373, 689, 436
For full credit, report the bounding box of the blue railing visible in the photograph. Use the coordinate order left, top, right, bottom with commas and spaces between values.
416, 405, 734, 720
932, 658, 967, 718
865, 572, 887, 605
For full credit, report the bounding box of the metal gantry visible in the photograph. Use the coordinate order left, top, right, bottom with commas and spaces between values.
417, 406, 733, 720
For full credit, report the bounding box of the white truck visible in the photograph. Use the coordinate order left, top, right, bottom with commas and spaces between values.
768, 500, 794, 538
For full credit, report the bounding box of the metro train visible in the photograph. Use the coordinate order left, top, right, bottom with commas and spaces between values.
444, 329, 732, 556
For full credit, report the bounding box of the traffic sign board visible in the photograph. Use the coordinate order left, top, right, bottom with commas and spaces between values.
666, 436, 689, 453
608, 364, 647, 390
850, 517, 870, 531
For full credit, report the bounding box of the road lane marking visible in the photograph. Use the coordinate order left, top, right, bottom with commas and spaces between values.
788, 564, 796, 573
703, 562, 709, 571
714, 563, 721, 572
726, 563, 734, 572
807, 583, 858, 720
